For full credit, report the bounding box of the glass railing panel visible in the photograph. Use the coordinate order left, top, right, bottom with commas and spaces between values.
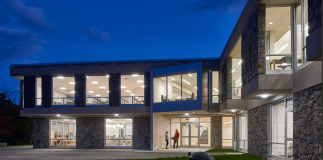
121, 96, 144, 104
50, 138, 76, 147
106, 139, 132, 146
266, 54, 292, 70
86, 97, 109, 105
212, 95, 219, 103
53, 97, 75, 105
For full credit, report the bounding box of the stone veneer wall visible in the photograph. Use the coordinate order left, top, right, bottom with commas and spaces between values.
76, 117, 105, 149
33, 118, 49, 148
133, 117, 150, 149
241, 4, 266, 86
109, 73, 121, 107
75, 74, 86, 107
308, 0, 322, 34
219, 58, 232, 104
24, 76, 36, 108
211, 116, 222, 148
144, 72, 151, 106
41, 75, 52, 108
248, 104, 270, 159
293, 83, 322, 159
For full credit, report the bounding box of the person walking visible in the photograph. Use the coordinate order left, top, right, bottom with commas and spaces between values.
172, 129, 179, 149
165, 131, 169, 149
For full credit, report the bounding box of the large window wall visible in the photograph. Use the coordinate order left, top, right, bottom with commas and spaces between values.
232, 58, 242, 99
53, 76, 75, 105
222, 117, 233, 148
153, 71, 197, 103
36, 77, 42, 106
212, 71, 219, 103
51, 119, 76, 147
121, 74, 144, 104
86, 75, 109, 105
105, 118, 133, 147
296, 0, 308, 67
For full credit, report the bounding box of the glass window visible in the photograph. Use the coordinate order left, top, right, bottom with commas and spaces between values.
51, 119, 76, 147
53, 76, 75, 105
266, 7, 292, 70
36, 77, 42, 106
86, 75, 109, 105
271, 100, 285, 157
212, 71, 219, 103
199, 122, 211, 147
182, 72, 197, 101
222, 117, 233, 147
153, 76, 166, 103
167, 74, 181, 102
232, 58, 242, 99
296, 0, 309, 67
106, 118, 132, 147
121, 74, 144, 104
239, 114, 248, 150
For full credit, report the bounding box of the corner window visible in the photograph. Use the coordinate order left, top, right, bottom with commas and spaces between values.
86, 75, 109, 105
212, 71, 219, 103
232, 58, 242, 99
167, 74, 182, 102
53, 76, 75, 105
51, 119, 76, 148
121, 74, 144, 104
36, 77, 42, 106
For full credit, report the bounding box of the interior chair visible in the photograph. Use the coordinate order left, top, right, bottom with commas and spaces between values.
277, 56, 291, 70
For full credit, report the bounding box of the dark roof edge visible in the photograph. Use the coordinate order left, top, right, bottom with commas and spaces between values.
10, 57, 220, 67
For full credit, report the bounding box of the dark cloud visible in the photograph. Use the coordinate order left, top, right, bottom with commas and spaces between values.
86, 28, 110, 43
0, 27, 46, 63
5, 0, 54, 33
185, 0, 247, 15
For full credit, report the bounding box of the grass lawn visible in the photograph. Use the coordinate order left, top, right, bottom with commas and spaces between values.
130, 154, 261, 160
205, 148, 239, 152
8, 144, 33, 146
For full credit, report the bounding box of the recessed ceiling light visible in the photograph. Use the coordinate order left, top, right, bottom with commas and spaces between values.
261, 95, 268, 98
69, 82, 75, 84
91, 81, 98, 84
70, 91, 75, 93
231, 110, 236, 112
121, 86, 126, 88
132, 74, 139, 77
214, 88, 219, 92
183, 79, 191, 85
141, 86, 145, 88
106, 75, 110, 77
137, 80, 143, 83
100, 86, 106, 89
115, 114, 119, 116
57, 115, 60, 117
107, 91, 110, 92
185, 113, 189, 116
269, 22, 273, 24
188, 74, 192, 77
89, 91, 94, 93
60, 87, 66, 90
130, 94, 135, 96
96, 94, 101, 96
57, 76, 64, 79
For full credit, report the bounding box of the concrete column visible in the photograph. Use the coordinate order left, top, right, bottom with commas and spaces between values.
109, 73, 121, 107
33, 118, 50, 148
20, 80, 24, 109
133, 117, 151, 149
76, 117, 105, 149
24, 76, 36, 108
41, 75, 53, 108
144, 72, 151, 106
75, 74, 86, 107
211, 116, 222, 148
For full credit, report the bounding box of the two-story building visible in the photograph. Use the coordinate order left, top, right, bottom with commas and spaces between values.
10, 0, 322, 159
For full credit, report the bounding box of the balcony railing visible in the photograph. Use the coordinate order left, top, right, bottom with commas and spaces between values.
212, 95, 219, 103
36, 98, 42, 106
121, 96, 144, 104
53, 97, 75, 105
266, 54, 292, 70
86, 97, 109, 105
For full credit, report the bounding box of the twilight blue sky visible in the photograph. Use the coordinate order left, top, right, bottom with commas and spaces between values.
0, 0, 247, 91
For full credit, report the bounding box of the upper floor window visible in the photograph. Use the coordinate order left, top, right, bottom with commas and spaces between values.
232, 58, 242, 99
86, 75, 109, 105
212, 71, 219, 103
121, 74, 144, 104
36, 77, 41, 106
53, 76, 75, 105
296, 0, 308, 67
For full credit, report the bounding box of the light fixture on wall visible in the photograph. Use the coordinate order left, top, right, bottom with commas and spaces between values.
108, 125, 112, 128
214, 88, 219, 92
195, 87, 197, 89
57, 76, 64, 79
132, 74, 139, 77
183, 79, 191, 85
189, 74, 192, 77
86, 76, 89, 78
137, 80, 143, 83
113, 125, 116, 128
69, 82, 75, 84
117, 124, 120, 128
232, 70, 235, 73
91, 81, 98, 84
120, 124, 124, 128
106, 124, 108, 127
121, 86, 126, 88
60, 87, 66, 90
107, 91, 110, 92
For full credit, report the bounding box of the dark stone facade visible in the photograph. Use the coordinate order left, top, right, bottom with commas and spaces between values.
24, 76, 36, 108
109, 73, 121, 107
293, 83, 322, 160
144, 72, 150, 106
219, 58, 232, 104
41, 75, 53, 108
75, 74, 86, 107
248, 104, 270, 159
133, 117, 150, 149
76, 117, 105, 149
33, 118, 49, 148
241, 4, 266, 86
308, 0, 322, 34
211, 116, 222, 148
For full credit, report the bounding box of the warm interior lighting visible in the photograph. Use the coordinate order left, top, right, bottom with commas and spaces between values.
100, 86, 106, 89
107, 91, 110, 92
231, 110, 236, 112
195, 87, 197, 89
177, 96, 181, 99
57, 76, 64, 79
261, 95, 268, 98
114, 114, 119, 116
277, 43, 289, 54
86, 76, 89, 78
57, 115, 60, 117
171, 78, 175, 80
60, 87, 66, 90
69, 82, 75, 84
132, 74, 139, 77
141, 86, 145, 88
89, 91, 94, 93
137, 80, 143, 83
269, 22, 273, 24
183, 79, 191, 85
135, 97, 138, 98
121, 86, 126, 88
91, 81, 98, 84
214, 88, 219, 92
106, 75, 110, 77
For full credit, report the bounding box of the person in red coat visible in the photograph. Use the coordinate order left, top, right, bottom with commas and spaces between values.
173, 129, 179, 149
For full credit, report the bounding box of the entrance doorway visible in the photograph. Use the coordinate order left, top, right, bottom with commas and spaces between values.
181, 122, 199, 147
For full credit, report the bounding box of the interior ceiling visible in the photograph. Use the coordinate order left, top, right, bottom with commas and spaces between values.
106, 118, 133, 125
229, 37, 241, 58
156, 72, 198, 94
86, 76, 110, 97
120, 75, 144, 97
52, 77, 75, 97
266, 7, 291, 43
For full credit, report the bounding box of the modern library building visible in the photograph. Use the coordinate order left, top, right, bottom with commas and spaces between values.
10, 0, 322, 159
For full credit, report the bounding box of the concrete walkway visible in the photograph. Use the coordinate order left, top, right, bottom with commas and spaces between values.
0, 146, 240, 160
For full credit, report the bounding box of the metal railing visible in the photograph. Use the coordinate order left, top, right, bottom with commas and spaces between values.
121, 96, 144, 104
106, 139, 132, 146
53, 97, 75, 105
212, 95, 219, 103
86, 97, 109, 105
266, 54, 292, 70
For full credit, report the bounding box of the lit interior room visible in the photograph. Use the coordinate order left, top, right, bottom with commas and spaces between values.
212, 71, 219, 103
222, 117, 233, 147
266, 7, 293, 70
106, 118, 133, 147
296, 0, 308, 67
53, 76, 75, 105
232, 58, 242, 99
86, 75, 109, 105
51, 119, 76, 147
239, 114, 248, 150
121, 74, 144, 104
36, 78, 42, 106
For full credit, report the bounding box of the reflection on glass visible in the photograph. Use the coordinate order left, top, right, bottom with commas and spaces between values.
167, 74, 181, 102
212, 71, 219, 103
171, 118, 180, 123
153, 76, 166, 103
222, 117, 233, 147
182, 72, 197, 101
37, 77, 42, 106
121, 74, 144, 104
272, 101, 285, 143
86, 76, 109, 105
182, 124, 189, 136
272, 144, 285, 158
106, 118, 132, 147
53, 76, 75, 105
232, 58, 242, 99
51, 119, 76, 147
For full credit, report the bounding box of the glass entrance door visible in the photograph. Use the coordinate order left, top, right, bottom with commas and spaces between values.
181, 122, 199, 147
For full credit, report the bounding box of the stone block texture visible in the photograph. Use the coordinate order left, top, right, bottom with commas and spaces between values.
33, 118, 49, 148
109, 73, 121, 107
76, 117, 105, 149
41, 75, 53, 108
308, 0, 322, 34
20, 80, 24, 109
133, 117, 150, 149
248, 104, 270, 159
24, 76, 36, 108
211, 116, 222, 148
293, 83, 322, 160
241, 4, 266, 86
220, 58, 232, 104
75, 74, 86, 107
144, 72, 151, 106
